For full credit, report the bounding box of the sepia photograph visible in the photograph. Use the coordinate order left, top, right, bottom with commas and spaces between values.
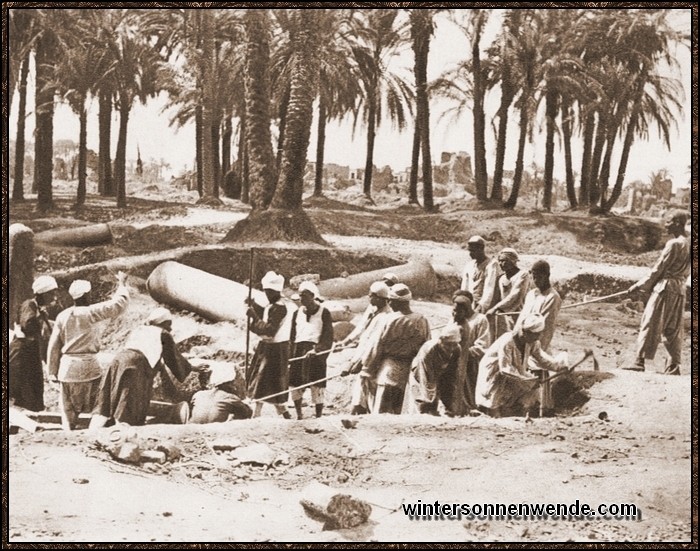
4, 5, 695, 544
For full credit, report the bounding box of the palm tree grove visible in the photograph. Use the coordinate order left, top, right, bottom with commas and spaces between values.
6, 7, 694, 545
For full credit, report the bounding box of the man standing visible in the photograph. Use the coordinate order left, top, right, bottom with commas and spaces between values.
515, 260, 561, 353
514, 260, 562, 416
9, 275, 59, 411
289, 281, 334, 419
47, 272, 130, 430
339, 280, 394, 348
341, 281, 393, 414
626, 210, 690, 375
91, 308, 192, 427
190, 363, 252, 423
246, 271, 293, 419
487, 248, 531, 339
451, 290, 491, 414
361, 283, 431, 414
460, 235, 501, 314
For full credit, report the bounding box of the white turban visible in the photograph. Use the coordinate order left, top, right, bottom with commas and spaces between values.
369, 281, 390, 299
147, 307, 172, 326
298, 280, 321, 298
521, 313, 546, 334
382, 272, 399, 285
208, 362, 236, 387
68, 279, 92, 300
32, 275, 58, 295
261, 271, 284, 292
440, 324, 462, 343
388, 283, 412, 302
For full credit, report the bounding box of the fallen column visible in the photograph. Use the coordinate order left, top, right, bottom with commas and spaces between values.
9, 224, 34, 325
317, 259, 437, 299
147, 261, 267, 323
35, 223, 113, 247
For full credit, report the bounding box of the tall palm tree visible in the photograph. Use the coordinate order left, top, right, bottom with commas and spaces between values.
32, 10, 60, 212
410, 9, 437, 211
108, 11, 164, 208
351, 9, 413, 198
601, 10, 687, 212
52, 9, 115, 207
271, 9, 321, 211
224, 9, 324, 243
467, 9, 489, 201
312, 9, 361, 197
9, 9, 37, 201
243, 8, 276, 210
487, 10, 521, 203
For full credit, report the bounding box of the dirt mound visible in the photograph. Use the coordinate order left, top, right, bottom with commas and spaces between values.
223, 209, 326, 245
553, 213, 663, 254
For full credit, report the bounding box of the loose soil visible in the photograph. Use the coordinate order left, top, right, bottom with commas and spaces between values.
7, 178, 693, 543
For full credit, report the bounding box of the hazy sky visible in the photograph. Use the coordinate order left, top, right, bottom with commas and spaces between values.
9, 8, 693, 188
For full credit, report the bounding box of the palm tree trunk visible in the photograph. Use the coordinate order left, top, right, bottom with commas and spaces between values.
237, 110, 250, 204
505, 104, 528, 209
472, 13, 488, 201
542, 90, 557, 211
244, 8, 276, 210
362, 90, 377, 197
195, 105, 203, 197
276, 84, 291, 175
409, 118, 420, 204
271, 12, 321, 210
98, 91, 113, 196
597, 128, 617, 210
115, 104, 129, 209
222, 114, 232, 177
491, 92, 512, 202
412, 13, 433, 212
76, 104, 88, 206
577, 111, 594, 206
314, 94, 327, 197
34, 32, 54, 211
605, 106, 639, 213
561, 100, 576, 209
588, 113, 606, 207
12, 52, 30, 202
211, 117, 221, 198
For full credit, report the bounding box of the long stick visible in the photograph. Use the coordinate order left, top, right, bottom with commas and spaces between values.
560, 290, 628, 310
496, 290, 629, 317
245, 248, 255, 386
251, 373, 343, 403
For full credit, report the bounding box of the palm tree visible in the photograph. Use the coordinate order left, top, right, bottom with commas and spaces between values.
351, 9, 413, 198
224, 9, 324, 243
312, 9, 361, 198
487, 10, 521, 203
108, 11, 164, 208
467, 9, 489, 201
9, 9, 37, 202
601, 10, 687, 212
32, 10, 60, 212
52, 10, 115, 207
243, 8, 276, 210
410, 9, 437, 211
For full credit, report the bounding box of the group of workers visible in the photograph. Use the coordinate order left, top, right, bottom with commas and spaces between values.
8, 210, 689, 429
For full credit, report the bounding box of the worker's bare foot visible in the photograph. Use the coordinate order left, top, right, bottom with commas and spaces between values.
623, 359, 645, 372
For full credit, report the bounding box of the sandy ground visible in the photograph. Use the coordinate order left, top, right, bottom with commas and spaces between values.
7, 178, 694, 543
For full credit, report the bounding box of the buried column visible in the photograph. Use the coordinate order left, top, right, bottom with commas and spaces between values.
9, 224, 34, 325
